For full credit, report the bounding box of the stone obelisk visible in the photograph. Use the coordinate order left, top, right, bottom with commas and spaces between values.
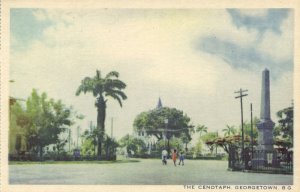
253, 68, 276, 167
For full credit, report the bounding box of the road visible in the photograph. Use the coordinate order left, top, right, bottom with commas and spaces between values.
9, 159, 293, 185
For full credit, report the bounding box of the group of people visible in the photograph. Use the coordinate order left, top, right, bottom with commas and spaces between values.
161, 149, 184, 166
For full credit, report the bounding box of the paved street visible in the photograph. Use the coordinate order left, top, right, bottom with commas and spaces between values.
9, 159, 292, 185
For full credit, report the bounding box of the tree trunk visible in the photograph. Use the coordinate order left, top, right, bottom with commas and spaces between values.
167, 139, 170, 154
39, 145, 43, 161
185, 143, 188, 152
96, 96, 106, 160
97, 137, 102, 160
106, 140, 109, 160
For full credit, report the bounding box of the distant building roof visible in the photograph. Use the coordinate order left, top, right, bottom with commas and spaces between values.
156, 97, 163, 109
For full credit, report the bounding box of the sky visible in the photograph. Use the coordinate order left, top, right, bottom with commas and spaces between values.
10, 9, 294, 141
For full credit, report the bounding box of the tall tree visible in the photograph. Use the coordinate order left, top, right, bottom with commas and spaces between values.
242, 117, 259, 140
196, 125, 208, 137
276, 105, 293, 147
133, 107, 193, 153
133, 107, 193, 141
14, 89, 74, 159
201, 132, 218, 154
180, 132, 191, 151
222, 125, 237, 137
81, 128, 98, 156
76, 70, 127, 158
119, 134, 147, 156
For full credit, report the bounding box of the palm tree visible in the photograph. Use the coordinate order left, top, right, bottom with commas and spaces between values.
222, 125, 237, 137
76, 70, 127, 159
196, 125, 208, 138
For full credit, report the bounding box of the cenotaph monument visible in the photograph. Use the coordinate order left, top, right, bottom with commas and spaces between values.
252, 68, 277, 167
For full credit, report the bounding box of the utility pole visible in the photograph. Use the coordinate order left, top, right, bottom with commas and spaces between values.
250, 103, 254, 156
77, 126, 80, 149
111, 117, 113, 138
215, 131, 218, 155
90, 121, 93, 133
234, 88, 248, 169
68, 129, 71, 152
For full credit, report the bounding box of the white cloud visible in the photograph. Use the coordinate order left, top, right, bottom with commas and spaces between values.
237, 9, 268, 17
256, 12, 293, 64
10, 9, 293, 140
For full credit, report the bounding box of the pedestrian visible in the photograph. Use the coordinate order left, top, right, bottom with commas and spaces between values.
178, 152, 184, 166
172, 149, 177, 166
162, 149, 168, 165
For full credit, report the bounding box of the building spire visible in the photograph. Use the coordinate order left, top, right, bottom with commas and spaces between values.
157, 97, 163, 109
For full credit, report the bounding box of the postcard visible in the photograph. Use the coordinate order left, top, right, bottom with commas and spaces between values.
1, 0, 299, 192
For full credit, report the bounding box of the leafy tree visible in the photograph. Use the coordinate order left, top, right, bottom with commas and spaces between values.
76, 70, 127, 159
275, 105, 293, 147
196, 125, 208, 137
201, 132, 218, 154
191, 138, 203, 157
104, 135, 119, 160
241, 117, 259, 140
169, 137, 184, 151
180, 132, 191, 151
14, 89, 74, 159
222, 125, 237, 137
133, 107, 193, 153
216, 118, 259, 154
119, 134, 147, 156
9, 101, 27, 153
133, 107, 193, 141
81, 129, 98, 157
81, 137, 96, 157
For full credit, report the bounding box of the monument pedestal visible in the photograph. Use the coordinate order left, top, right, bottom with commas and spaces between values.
252, 150, 278, 168
252, 69, 278, 168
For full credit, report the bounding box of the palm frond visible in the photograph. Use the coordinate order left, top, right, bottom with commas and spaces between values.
93, 83, 104, 97
222, 128, 227, 132
106, 89, 127, 100
76, 77, 94, 96
104, 79, 126, 90
105, 92, 123, 107
105, 71, 119, 79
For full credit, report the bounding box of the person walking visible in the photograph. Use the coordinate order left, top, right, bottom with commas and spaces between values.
172, 149, 177, 166
178, 152, 185, 166
162, 149, 168, 165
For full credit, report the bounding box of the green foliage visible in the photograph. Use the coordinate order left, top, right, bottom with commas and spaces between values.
201, 132, 218, 143
81, 128, 119, 160
76, 70, 127, 158
276, 106, 293, 146
11, 89, 74, 158
81, 127, 98, 156
196, 125, 208, 137
119, 134, 147, 155
190, 138, 203, 156
242, 117, 259, 139
155, 140, 165, 151
169, 137, 182, 151
133, 107, 193, 142
201, 132, 218, 154
103, 135, 119, 160
222, 125, 237, 137
273, 125, 281, 138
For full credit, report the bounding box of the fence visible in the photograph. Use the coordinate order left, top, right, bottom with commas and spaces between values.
228, 146, 293, 174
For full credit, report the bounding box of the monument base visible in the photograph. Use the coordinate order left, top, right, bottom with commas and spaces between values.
252, 149, 279, 168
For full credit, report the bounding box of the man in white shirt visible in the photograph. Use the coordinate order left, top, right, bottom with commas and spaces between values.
162, 149, 168, 165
